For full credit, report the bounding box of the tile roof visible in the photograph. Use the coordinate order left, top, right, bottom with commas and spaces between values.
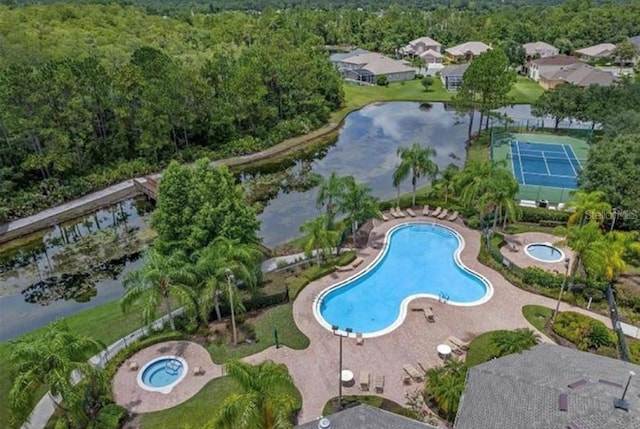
530, 54, 580, 66
342, 53, 415, 75
541, 63, 614, 86
454, 344, 640, 429
523, 41, 558, 55
440, 63, 469, 78
445, 41, 491, 57
409, 36, 442, 47
574, 43, 617, 57
329, 48, 371, 63
419, 49, 444, 59
296, 404, 438, 429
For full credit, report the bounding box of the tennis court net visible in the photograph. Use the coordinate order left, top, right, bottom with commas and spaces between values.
507, 153, 586, 165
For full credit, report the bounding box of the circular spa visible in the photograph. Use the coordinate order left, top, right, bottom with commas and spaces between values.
524, 242, 565, 263
137, 356, 188, 394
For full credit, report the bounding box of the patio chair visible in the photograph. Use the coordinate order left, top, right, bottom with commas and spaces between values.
390, 207, 400, 218
396, 207, 406, 218
447, 211, 459, 222
422, 205, 430, 216
335, 264, 353, 272
423, 307, 435, 323
356, 332, 364, 345
351, 257, 364, 268
360, 371, 370, 391
403, 364, 424, 381
129, 361, 139, 371
193, 366, 205, 376
445, 339, 464, 356
431, 207, 442, 217
448, 335, 470, 351
406, 208, 416, 217
380, 212, 390, 222
437, 209, 449, 220
374, 374, 385, 393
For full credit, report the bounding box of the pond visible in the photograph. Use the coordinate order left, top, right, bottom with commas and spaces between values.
0, 102, 536, 341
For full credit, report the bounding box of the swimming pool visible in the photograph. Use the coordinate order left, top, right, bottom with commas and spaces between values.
314, 223, 493, 337
525, 243, 565, 263
137, 356, 188, 394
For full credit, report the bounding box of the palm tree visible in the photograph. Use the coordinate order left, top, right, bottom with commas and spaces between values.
555, 221, 608, 289
194, 237, 263, 322
430, 164, 458, 204
424, 358, 466, 421
9, 321, 106, 427
316, 172, 348, 226
337, 177, 380, 245
480, 169, 521, 230
300, 215, 339, 266
121, 249, 197, 330
567, 190, 611, 226
455, 161, 495, 215
492, 328, 540, 356
212, 360, 298, 429
595, 231, 640, 282
394, 143, 439, 207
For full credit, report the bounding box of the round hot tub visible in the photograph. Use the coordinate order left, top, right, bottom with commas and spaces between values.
524, 242, 565, 263
137, 356, 188, 394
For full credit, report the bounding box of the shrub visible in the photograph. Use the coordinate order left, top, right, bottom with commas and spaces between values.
521, 267, 565, 289
520, 207, 570, 223
90, 404, 128, 429
552, 311, 614, 351
376, 75, 389, 86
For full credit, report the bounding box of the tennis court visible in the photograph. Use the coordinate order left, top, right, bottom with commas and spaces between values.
509, 140, 581, 189
491, 132, 590, 203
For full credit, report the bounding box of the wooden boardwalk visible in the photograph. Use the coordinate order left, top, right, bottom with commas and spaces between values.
133, 176, 159, 201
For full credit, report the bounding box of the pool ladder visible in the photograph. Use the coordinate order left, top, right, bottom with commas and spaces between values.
438, 292, 450, 304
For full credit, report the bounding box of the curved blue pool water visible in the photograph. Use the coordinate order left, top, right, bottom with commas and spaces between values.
317, 224, 490, 335
141, 358, 184, 388
525, 243, 564, 262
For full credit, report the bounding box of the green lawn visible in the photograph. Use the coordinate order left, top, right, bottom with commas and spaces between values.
334, 76, 543, 121
522, 305, 554, 333
140, 373, 302, 429
0, 300, 149, 429
206, 304, 309, 364
464, 330, 510, 367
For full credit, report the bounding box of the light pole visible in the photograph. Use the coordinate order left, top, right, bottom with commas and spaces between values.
226, 268, 237, 346
332, 325, 352, 409
614, 370, 635, 411
552, 258, 571, 325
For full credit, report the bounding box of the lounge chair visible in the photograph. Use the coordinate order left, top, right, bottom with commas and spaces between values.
448, 335, 470, 351
356, 332, 364, 345
374, 374, 385, 393
424, 307, 435, 323
381, 212, 390, 222
431, 207, 442, 217
396, 207, 406, 218
437, 209, 449, 220
403, 364, 423, 381
359, 371, 370, 391
193, 366, 204, 376
422, 205, 430, 216
445, 339, 464, 356
129, 361, 139, 371
390, 207, 400, 218
406, 208, 416, 217
447, 211, 459, 222
335, 264, 353, 272
351, 257, 364, 268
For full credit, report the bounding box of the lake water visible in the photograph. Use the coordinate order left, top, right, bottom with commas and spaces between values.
0, 102, 536, 340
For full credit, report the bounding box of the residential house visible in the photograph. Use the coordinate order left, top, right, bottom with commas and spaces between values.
539, 62, 614, 89
527, 55, 580, 81
331, 51, 415, 84
523, 41, 559, 59
440, 63, 469, 91
628, 35, 640, 64
419, 49, 444, 66
574, 43, 617, 62
296, 404, 437, 429
402, 36, 442, 56
454, 344, 640, 429
444, 41, 491, 62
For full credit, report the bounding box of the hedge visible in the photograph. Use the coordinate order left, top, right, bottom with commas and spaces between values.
90, 404, 128, 429
521, 207, 571, 224
552, 311, 615, 351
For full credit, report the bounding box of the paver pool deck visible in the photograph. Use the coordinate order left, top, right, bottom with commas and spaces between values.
500, 231, 575, 272
112, 217, 613, 425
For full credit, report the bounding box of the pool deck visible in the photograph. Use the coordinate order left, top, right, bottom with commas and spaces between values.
112, 341, 222, 413
111, 218, 611, 425
500, 231, 575, 273
246, 217, 612, 424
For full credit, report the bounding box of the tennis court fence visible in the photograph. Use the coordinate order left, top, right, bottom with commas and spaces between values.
489, 120, 594, 145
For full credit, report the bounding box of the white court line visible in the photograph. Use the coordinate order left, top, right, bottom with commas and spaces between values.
561, 144, 578, 176
522, 171, 575, 178
514, 141, 527, 185
540, 151, 551, 175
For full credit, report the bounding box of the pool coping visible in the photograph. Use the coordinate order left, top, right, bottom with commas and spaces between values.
524, 242, 566, 263
136, 355, 189, 394
312, 221, 495, 338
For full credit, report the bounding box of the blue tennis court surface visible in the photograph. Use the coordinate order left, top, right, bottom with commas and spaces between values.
509, 141, 581, 189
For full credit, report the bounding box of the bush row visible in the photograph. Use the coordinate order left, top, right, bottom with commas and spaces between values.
288, 251, 357, 299
520, 207, 571, 224
552, 311, 616, 354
